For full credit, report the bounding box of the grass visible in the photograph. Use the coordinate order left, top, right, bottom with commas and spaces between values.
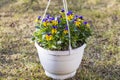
0, 0, 120, 80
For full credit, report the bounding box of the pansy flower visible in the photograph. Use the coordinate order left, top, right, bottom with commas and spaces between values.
64, 26, 68, 34
50, 17, 55, 20
42, 18, 51, 27
84, 21, 90, 28
43, 21, 48, 27
46, 33, 52, 41
47, 14, 50, 18
52, 20, 58, 26
43, 18, 48, 22
75, 21, 81, 27
75, 15, 79, 19
52, 26, 57, 34
73, 15, 79, 21
76, 16, 83, 22
60, 9, 66, 18
61, 9, 65, 12
67, 11, 73, 15
35, 16, 41, 22
79, 16, 83, 20
60, 9, 65, 14
67, 11, 74, 20
57, 17, 61, 23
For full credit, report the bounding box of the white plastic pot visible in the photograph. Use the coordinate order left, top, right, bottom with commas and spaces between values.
35, 42, 86, 79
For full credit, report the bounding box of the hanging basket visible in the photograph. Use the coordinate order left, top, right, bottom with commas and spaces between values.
33, 0, 92, 79
35, 42, 86, 79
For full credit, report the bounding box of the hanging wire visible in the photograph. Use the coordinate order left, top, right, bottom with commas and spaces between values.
64, 0, 68, 12
63, 0, 72, 55
39, 0, 51, 28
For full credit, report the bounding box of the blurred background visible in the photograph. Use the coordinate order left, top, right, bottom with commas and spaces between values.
0, 0, 120, 80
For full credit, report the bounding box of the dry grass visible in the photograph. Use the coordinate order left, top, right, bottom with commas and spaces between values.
0, 0, 120, 80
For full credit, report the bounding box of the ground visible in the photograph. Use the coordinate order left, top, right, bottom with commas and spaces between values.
0, 0, 120, 80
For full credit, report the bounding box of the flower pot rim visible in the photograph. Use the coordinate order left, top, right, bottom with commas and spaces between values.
35, 42, 86, 56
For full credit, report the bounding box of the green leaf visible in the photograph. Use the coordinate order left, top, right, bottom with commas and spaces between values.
31, 37, 35, 41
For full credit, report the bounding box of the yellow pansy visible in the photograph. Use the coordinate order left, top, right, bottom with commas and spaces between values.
52, 20, 58, 26
60, 9, 65, 14
64, 30, 68, 34
35, 16, 41, 23
67, 15, 74, 20
75, 21, 81, 27
43, 22, 47, 27
52, 29, 57, 34
84, 21, 90, 28
46, 34, 52, 41
47, 22, 51, 26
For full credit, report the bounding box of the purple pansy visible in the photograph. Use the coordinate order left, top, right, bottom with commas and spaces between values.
73, 15, 79, 21
52, 26, 58, 29
67, 11, 73, 16
65, 25, 68, 30
84, 21, 87, 25
61, 9, 65, 12
46, 14, 50, 18
79, 16, 83, 20
42, 18, 48, 22
75, 15, 79, 18
49, 17, 55, 20
57, 17, 61, 23
38, 16, 41, 20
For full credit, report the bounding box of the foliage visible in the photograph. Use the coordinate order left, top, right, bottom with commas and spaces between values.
33, 9, 92, 50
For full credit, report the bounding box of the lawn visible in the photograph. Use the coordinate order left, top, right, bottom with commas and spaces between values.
0, 0, 120, 80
